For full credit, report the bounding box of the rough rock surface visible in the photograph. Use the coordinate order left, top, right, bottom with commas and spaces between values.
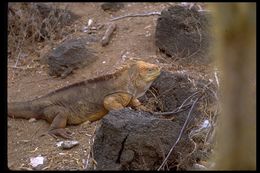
155, 5, 211, 63
101, 3, 124, 12
92, 109, 191, 170
45, 37, 98, 78
140, 70, 206, 113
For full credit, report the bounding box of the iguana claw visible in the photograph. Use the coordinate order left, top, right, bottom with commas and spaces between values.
48, 128, 73, 139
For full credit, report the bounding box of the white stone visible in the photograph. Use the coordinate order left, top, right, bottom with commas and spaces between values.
30, 155, 45, 168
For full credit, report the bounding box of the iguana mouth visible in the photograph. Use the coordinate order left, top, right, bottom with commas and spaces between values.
146, 67, 161, 82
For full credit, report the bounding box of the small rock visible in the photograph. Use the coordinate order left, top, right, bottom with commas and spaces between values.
30, 155, 46, 170
101, 3, 124, 12
145, 31, 151, 37
88, 19, 93, 27
121, 51, 129, 60
46, 38, 98, 78
56, 141, 63, 147
19, 140, 30, 144
56, 140, 79, 149
201, 119, 211, 128
29, 118, 37, 123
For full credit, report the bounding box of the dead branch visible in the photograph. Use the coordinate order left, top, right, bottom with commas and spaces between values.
110, 11, 161, 21
85, 123, 98, 170
8, 65, 36, 70
187, 132, 197, 157
214, 71, 220, 88
157, 97, 199, 171
101, 22, 117, 46
153, 102, 192, 116
202, 82, 219, 101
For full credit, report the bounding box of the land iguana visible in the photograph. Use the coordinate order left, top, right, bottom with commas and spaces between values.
8, 60, 161, 139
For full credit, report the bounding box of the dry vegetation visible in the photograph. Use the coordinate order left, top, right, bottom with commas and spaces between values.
8, 3, 78, 66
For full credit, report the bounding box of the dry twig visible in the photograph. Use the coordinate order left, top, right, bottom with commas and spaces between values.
110, 11, 161, 21
153, 103, 192, 116
84, 123, 98, 170
157, 97, 200, 171
101, 23, 117, 46
153, 91, 201, 116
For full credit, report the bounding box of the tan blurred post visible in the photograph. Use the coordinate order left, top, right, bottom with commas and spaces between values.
209, 3, 256, 170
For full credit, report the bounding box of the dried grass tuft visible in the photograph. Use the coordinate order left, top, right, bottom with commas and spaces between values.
8, 3, 78, 67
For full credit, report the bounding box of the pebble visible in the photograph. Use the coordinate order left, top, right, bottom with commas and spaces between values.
56, 140, 79, 150
29, 118, 37, 123
29, 155, 46, 170
19, 140, 30, 144
88, 19, 93, 27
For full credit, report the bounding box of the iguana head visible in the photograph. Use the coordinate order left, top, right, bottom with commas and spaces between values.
129, 60, 161, 97
134, 60, 161, 82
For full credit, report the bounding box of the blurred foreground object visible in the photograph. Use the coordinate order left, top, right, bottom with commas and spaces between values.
210, 3, 256, 170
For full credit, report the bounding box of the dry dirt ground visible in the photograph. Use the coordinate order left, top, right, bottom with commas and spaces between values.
7, 3, 213, 170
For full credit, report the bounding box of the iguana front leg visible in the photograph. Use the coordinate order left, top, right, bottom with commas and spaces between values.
129, 98, 148, 111
103, 93, 132, 110
43, 106, 72, 139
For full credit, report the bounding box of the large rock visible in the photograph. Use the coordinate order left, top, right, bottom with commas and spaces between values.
45, 37, 98, 78
92, 109, 192, 170
90, 71, 217, 170
155, 5, 212, 64
140, 71, 215, 113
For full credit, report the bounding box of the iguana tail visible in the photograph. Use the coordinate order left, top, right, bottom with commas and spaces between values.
8, 101, 39, 119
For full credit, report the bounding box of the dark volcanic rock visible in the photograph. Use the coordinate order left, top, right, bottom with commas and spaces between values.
46, 37, 98, 78
101, 3, 124, 12
140, 70, 202, 112
92, 109, 191, 170
155, 5, 212, 64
